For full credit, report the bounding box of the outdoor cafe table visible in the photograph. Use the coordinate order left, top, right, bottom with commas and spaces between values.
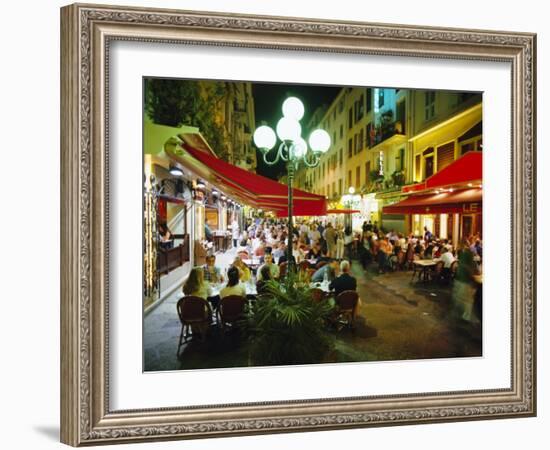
309, 280, 332, 293
209, 281, 258, 297
242, 257, 261, 271
412, 259, 439, 282
209, 279, 333, 298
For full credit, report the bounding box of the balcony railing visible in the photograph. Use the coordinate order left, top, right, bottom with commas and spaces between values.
367, 121, 405, 148
364, 169, 406, 194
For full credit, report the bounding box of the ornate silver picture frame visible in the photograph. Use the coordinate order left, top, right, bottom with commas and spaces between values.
60, 3, 536, 446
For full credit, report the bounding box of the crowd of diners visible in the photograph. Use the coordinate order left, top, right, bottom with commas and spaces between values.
180, 217, 483, 333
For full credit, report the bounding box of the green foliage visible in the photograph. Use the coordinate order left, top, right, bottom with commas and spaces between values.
246, 272, 335, 366
391, 169, 406, 186
145, 78, 200, 127
144, 79, 229, 159
369, 169, 384, 182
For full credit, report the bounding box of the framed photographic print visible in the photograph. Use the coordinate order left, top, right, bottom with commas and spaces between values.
60, 3, 537, 446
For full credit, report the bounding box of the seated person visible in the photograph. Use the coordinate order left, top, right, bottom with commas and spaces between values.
330, 260, 361, 317
183, 266, 213, 299
259, 246, 272, 264
158, 223, 173, 249
256, 253, 280, 280
414, 240, 424, 258
202, 254, 224, 284
232, 256, 252, 283
306, 242, 322, 261
329, 260, 357, 297
311, 259, 339, 283
292, 241, 306, 263
219, 266, 246, 298
272, 242, 286, 262
256, 265, 273, 295
277, 252, 296, 266
254, 242, 266, 258
236, 244, 250, 259
315, 248, 333, 266
432, 243, 442, 258
377, 237, 393, 273
440, 245, 456, 280
424, 242, 435, 259
388, 245, 400, 270
182, 266, 214, 320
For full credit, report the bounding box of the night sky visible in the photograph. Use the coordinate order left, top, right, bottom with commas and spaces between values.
252, 82, 341, 180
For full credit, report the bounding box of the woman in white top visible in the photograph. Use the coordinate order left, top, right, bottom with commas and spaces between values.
292, 240, 305, 263
220, 266, 247, 298
335, 225, 345, 261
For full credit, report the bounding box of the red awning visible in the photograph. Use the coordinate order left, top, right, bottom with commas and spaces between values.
403, 151, 482, 193
166, 145, 327, 216
326, 209, 361, 214
383, 188, 482, 215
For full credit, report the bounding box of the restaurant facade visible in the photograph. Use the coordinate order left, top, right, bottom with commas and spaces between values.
382, 95, 483, 246
143, 118, 327, 307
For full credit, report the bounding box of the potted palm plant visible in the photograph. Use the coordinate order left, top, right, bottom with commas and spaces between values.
246, 272, 335, 366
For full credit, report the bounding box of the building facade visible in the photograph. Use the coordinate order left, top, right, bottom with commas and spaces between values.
211, 81, 257, 172
405, 90, 482, 241
296, 87, 411, 231
296, 86, 482, 238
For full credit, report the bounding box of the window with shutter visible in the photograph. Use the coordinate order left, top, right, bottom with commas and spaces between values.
437, 142, 455, 171
415, 154, 421, 180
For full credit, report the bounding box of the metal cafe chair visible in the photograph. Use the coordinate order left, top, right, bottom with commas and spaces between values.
176, 296, 212, 354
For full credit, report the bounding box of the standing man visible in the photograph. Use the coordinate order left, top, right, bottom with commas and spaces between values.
424, 226, 433, 242
324, 222, 337, 258
231, 217, 240, 248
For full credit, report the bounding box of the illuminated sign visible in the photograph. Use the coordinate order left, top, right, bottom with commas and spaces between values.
463, 203, 480, 213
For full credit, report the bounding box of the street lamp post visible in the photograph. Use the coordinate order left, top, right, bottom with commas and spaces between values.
253, 97, 331, 270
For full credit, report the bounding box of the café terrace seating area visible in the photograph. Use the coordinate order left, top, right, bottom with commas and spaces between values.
143, 225, 483, 372
175, 257, 360, 352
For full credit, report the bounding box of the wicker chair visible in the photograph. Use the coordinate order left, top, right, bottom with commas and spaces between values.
450, 260, 458, 279
278, 261, 288, 279
217, 295, 247, 333
333, 290, 359, 330
431, 260, 444, 282
397, 250, 407, 270
176, 296, 212, 353
310, 288, 326, 303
